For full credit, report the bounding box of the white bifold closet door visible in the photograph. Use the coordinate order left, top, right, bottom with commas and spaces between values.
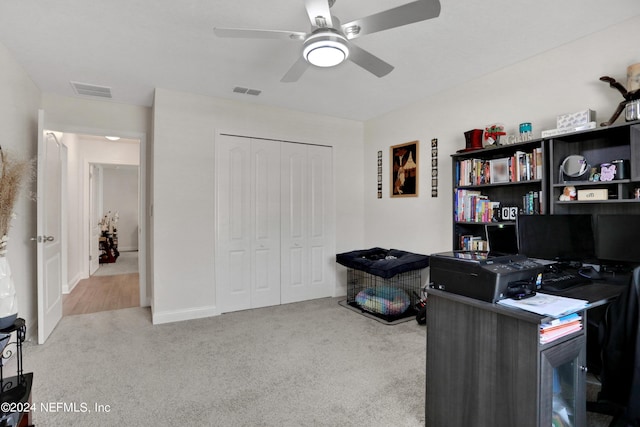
280, 142, 332, 304
216, 136, 282, 312
216, 135, 333, 314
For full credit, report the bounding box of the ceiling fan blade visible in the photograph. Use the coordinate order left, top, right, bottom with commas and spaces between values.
341, 0, 441, 39
281, 56, 310, 83
346, 43, 394, 78
214, 27, 306, 41
303, 0, 334, 28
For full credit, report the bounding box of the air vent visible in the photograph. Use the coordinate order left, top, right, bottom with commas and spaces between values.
70, 81, 113, 98
233, 86, 261, 96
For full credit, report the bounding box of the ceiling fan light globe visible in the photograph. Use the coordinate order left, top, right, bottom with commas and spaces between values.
305, 43, 348, 67
303, 32, 349, 67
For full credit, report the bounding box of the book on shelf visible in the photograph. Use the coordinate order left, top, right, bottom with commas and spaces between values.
540, 121, 597, 137
522, 191, 542, 215
459, 234, 488, 251
455, 189, 493, 223
539, 312, 583, 344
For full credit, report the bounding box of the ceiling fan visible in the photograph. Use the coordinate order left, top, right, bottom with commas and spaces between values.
213, 0, 441, 82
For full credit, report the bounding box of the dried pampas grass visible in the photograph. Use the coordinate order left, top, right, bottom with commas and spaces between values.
0, 147, 33, 241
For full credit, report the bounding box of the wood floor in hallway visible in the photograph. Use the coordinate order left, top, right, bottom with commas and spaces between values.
63, 273, 140, 316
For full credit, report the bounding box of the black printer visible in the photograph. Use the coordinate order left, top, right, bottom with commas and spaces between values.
429, 251, 543, 303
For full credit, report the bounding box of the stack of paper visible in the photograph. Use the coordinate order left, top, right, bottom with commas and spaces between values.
539, 313, 583, 344
497, 292, 589, 317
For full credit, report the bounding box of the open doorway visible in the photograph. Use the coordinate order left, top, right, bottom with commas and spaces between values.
56, 133, 144, 316
63, 162, 141, 316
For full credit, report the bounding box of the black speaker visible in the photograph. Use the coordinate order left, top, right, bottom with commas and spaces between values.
612, 159, 629, 180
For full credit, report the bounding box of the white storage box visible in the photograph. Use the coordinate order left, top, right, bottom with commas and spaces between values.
577, 188, 608, 201
557, 109, 596, 129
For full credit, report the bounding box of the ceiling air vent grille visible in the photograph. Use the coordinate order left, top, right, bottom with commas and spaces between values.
70, 81, 113, 98
233, 86, 261, 96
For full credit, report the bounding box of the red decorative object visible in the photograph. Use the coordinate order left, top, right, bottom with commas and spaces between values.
484, 123, 506, 145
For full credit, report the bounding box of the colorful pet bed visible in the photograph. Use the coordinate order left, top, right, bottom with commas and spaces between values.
335, 247, 430, 279
355, 286, 411, 316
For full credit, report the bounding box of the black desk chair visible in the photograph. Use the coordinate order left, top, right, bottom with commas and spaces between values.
587, 266, 640, 426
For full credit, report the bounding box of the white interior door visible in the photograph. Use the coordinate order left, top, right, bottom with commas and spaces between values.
89, 164, 100, 275
216, 135, 332, 312
280, 143, 308, 304
216, 135, 252, 312
281, 143, 333, 303
307, 145, 333, 299
216, 136, 281, 313
250, 139, 281, 309
36, 110, 64, 344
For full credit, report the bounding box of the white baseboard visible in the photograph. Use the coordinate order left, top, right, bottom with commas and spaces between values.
65, 271, 86, 294
151, 305, 219, 325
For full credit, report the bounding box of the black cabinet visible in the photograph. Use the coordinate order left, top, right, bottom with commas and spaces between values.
425, 289, 586, 427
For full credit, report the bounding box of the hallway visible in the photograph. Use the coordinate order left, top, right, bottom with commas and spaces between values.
63, 251, 140, 316
62, 273, 139, 316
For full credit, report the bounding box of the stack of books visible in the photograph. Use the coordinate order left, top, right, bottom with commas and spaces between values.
497, 293, 588, 344
539, 312, 583, 344
454, 148, 543, 186
454, 189, 496, 223
458, 234, 488, 251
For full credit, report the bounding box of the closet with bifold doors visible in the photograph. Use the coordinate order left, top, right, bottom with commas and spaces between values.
215, 134, 334, 314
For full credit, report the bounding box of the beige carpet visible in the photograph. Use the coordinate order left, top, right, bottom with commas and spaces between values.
19, 297, 614, 426
23, 298, 427, 426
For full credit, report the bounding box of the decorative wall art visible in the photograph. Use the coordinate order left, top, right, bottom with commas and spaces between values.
431, 138, 438, 197
391, 141, 419, 197
377, 150, 382, 199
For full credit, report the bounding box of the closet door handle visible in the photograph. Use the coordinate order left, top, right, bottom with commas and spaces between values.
30, 235, 55, 243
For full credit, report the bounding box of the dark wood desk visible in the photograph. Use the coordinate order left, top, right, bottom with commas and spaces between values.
543, 280, 626, 308
425, 280, 626, 427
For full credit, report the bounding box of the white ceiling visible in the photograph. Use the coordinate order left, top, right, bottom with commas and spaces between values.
1, 0, 639, 121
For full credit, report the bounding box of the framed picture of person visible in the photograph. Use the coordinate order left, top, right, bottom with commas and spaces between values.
391, 141, 419, 197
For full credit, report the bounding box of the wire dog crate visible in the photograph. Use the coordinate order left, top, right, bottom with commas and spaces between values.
346, 268, 422, 322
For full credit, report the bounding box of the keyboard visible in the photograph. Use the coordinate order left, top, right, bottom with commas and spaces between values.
541, 271, 587, 291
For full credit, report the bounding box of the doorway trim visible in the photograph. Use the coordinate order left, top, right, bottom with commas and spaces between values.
46, 125, 148, 308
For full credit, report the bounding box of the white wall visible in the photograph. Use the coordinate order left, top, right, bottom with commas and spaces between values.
41, 94, 151, 137
152, 89, 365, 323
0, 42, 41, 333
63, 136, 139, 288
363, 15, 640, 257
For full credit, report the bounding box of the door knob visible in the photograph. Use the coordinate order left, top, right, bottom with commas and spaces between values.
30, 236, 55, 243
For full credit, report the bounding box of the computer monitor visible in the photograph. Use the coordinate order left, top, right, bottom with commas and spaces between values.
595, 214, 640, 267
516, 214, 596, 263
485, 223, 518, 255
